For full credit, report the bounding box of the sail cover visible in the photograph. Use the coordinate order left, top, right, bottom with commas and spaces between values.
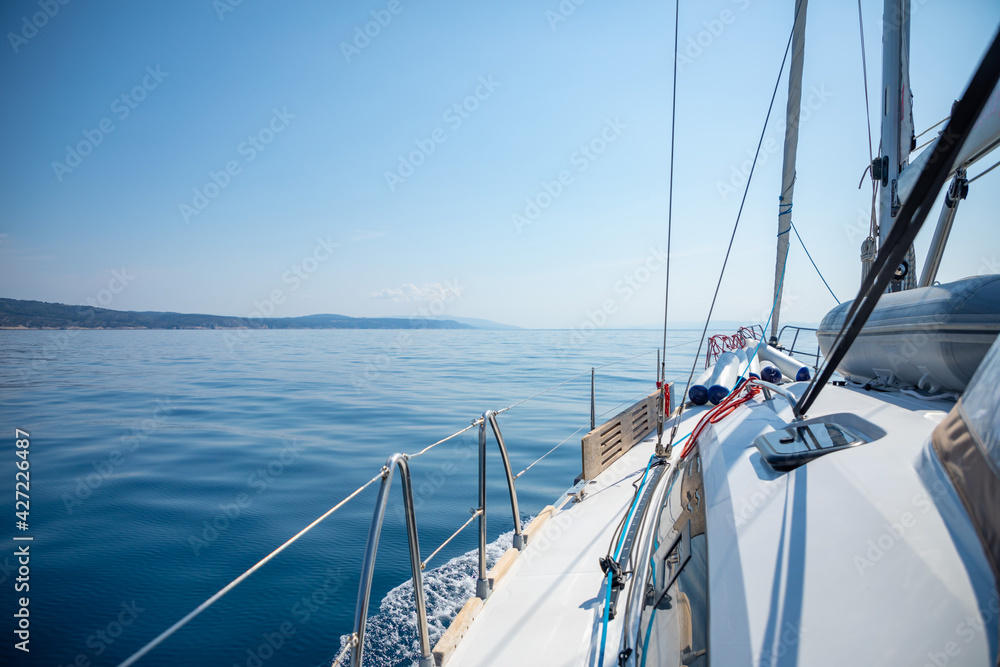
770, 0, 808, 342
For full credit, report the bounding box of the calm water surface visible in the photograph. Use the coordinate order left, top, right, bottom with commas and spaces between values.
0, 329, 718, 666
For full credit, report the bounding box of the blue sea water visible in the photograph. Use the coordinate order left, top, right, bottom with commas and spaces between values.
0, 328, 715, 667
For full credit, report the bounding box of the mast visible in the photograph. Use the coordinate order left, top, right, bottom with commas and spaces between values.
770, 0, 808, 345
878, 0, 917, 291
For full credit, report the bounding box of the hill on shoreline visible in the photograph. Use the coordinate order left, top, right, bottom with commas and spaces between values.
0, 298, 475, 330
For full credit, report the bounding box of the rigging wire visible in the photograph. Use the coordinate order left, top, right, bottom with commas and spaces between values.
667, 0, 804, 448
857, 0, 880, 250
790, 222, 840, 303
914, 114, 951, 140
659, 0, 680, 396
969, 156, 1000, 183
856, 0, 875, 165
913, 135, 937, 153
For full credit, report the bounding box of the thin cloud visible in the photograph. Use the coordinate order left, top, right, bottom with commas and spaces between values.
369, 282, 463, 303
350, 230, 387, 242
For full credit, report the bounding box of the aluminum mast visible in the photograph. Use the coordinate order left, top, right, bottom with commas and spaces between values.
878, 0, 917, 291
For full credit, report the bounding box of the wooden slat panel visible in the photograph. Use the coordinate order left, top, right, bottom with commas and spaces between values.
581, 386, 670, 480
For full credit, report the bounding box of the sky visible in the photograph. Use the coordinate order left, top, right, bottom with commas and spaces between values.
1, 0, 998, 329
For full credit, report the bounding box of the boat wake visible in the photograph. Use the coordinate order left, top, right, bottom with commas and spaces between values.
332, 525, 522, 667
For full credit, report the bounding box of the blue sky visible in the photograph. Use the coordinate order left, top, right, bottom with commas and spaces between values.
1, 0, 998, 329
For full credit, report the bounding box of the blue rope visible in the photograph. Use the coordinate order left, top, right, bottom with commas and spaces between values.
598, 455, 656, 664
596, 430, 693, 665
598, 571, 614, 663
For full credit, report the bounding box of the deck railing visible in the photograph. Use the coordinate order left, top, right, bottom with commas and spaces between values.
774, 324, 822, 369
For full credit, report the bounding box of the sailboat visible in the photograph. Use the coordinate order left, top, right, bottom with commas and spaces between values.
116, 1, 1000, 666
404, 1, 1000, 665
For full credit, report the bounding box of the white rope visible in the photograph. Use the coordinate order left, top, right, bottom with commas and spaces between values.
408, 422, 479, 459
421, 510, 481, 570
118, 472, 384, 667
330, 634, 356, 667
514, 424, 588, 479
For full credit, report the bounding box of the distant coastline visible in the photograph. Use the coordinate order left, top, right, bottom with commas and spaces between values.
0, 298, 478, 330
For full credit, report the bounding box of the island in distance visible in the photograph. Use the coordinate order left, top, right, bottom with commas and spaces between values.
0, 298, 516, 330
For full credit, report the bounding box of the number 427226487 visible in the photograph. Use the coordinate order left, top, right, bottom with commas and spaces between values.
15, 429, 29, 529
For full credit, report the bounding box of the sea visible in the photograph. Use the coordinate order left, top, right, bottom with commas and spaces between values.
0, 328, 736, 667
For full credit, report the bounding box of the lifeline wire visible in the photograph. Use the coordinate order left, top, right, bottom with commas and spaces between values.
498, 345, 695, 415
421, 510, 482, 570
118, 471, 385, 667
668, 0, 804, 447
408, 422, 478, 459
516, 386, 660, 480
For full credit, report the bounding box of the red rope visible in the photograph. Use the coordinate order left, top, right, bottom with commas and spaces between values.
680, 377, 761, 459
705, 330, 750, 367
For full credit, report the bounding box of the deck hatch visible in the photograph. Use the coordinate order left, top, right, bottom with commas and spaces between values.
755, 422, 867, 471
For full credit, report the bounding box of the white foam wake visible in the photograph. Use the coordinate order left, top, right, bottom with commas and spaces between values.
333, 524, 523, 667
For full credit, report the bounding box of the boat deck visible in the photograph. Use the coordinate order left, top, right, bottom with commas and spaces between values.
445, 406, 707, 666
442, 383, 996, 666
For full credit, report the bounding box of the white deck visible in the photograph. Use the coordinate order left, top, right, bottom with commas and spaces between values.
446, 407, 707, 667
445, 384, 997, 666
